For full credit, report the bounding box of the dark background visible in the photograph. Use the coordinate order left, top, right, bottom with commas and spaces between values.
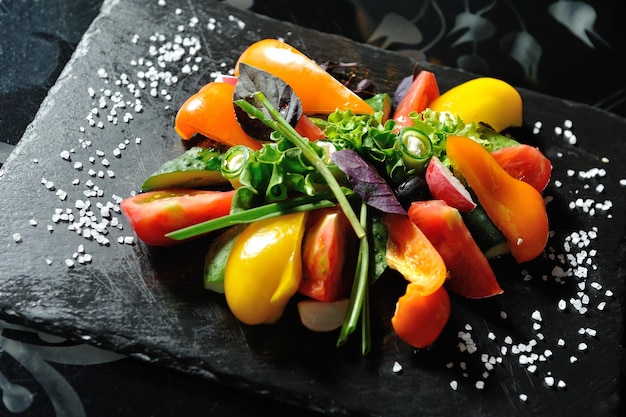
2, 0, 625, 155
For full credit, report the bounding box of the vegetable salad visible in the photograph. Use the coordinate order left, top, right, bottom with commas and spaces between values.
120, 38, 552, 354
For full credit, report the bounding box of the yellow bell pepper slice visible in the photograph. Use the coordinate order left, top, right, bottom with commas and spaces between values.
224, 212, 308, 325
428, 77, 522, 132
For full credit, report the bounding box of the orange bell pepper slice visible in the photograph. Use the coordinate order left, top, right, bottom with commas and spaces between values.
382, 213, 447, 296
234, 39, 374, 115
174, 82, 262, 150
391, 284, 451, 348
446, 136, 549, 263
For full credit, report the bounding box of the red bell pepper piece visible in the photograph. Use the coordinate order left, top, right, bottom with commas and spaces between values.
408, 200, 503, 298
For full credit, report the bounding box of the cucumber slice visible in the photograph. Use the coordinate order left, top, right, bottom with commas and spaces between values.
461, 204, 510, 258
204, 224, 246, 293
141, 147, 229, 191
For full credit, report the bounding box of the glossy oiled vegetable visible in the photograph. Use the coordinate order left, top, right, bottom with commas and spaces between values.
300, 207, 355, 302
234, 39, 374, 115
408, 200, 503, 298
224, 212, 307, 325
429, 77, 522, 132
391, 284, 451, 348
382, 213, 447, 296
491, 144, 552, 192
392, 70, 439, 129
174, 82, 263, 149
120, 189, 235, 247
425, 156, 476, 212
446, 135, 549, 263
121, 40, 556, 354
141, 147, 228, 191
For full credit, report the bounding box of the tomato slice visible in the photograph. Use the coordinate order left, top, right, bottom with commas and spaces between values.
491, 144, 552, 192
391, 283, 451, 348
392, 70, 440, 130
295, 114, 325, 141
120, 189, 235, 246
299, 207, 355, 302
408, 200, 503, 298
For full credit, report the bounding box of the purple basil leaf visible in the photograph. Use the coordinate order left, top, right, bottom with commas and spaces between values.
393, 74, 414, 107
234, 63, 302, 141
331, 149, 406, 215
393, 65, 422, 107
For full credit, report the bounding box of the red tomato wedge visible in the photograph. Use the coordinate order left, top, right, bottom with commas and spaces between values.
174, 82, 262, 150
295, 114, 325, 141
491, 144, 552, 192
391, 283, 451, 348
299, 207, 355, 302
392, 70, 440, 130
382, 213, 447, 296
408, 200, 503, 298
120, 189, 235, 246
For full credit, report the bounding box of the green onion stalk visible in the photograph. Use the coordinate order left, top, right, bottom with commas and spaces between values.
337, 200, 371, 355
234, 93, 366, 240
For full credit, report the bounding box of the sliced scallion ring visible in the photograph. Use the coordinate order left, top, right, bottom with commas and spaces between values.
221, 145, 253, 188
397, 127, 433, 170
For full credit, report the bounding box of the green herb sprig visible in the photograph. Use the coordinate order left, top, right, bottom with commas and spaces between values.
234, 92, 366, 239
337, 200, 371, 354
166, 192, 338, 240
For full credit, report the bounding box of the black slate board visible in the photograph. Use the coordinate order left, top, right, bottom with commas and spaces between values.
0, 0, 625, 416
